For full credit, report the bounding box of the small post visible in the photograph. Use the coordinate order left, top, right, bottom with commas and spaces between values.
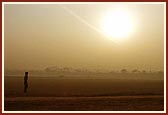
24, 72, 28, 93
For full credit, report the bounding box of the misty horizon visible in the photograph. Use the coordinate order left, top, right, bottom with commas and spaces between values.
5, 65, 164, 73
4, 4, 164, 71
3, 3, 165, 111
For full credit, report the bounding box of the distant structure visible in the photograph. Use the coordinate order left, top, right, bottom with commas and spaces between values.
24, 72, 29, 93
121, 69, 127, 73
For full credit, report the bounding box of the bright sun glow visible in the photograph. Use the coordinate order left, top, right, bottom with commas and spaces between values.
101, 8, 134, 41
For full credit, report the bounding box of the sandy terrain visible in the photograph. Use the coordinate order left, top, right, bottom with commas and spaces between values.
4, 73, 164, 111
4, 95, 164, 111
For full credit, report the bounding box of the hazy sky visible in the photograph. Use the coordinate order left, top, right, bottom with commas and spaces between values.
4, 3, 165, 71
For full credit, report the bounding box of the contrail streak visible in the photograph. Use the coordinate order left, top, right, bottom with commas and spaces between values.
59, 5, 117, 44
60, 5, 102, 33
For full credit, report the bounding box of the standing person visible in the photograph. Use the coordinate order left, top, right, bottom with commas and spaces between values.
24, 72, 28, 93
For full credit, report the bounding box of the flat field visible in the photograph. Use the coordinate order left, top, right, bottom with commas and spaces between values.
4, 73, 164, 111
5, 95, 163, 111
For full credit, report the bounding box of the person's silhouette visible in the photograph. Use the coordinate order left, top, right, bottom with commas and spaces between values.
24, 72, 28, 93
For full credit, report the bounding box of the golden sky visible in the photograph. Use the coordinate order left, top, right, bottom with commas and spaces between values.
4, 3, 165, 71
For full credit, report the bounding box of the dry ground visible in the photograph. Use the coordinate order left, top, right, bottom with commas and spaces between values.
4, 74, 164, 111
4, 95, 164, 111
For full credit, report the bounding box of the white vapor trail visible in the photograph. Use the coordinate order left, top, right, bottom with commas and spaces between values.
60, 5, 102, 33
58, 5, 117, 44
59, 4, 119, 46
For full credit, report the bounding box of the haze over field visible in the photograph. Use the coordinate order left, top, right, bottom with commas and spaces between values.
4, 4, 164, 71
4, 3, 165, 111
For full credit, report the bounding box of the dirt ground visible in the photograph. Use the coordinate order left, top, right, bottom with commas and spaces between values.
4, 74, 164, 111
4, 95, 164, 111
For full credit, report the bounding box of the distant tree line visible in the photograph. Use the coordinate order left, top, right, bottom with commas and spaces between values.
5, 66, 164, 76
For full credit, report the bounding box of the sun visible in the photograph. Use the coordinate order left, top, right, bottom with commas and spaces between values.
101, 8, 134, 41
